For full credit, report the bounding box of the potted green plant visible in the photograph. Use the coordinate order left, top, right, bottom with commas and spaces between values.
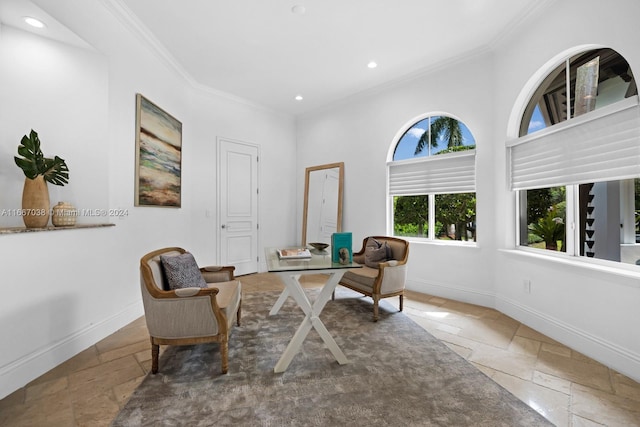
14, 129, 69, 228
529, 208, 565, 251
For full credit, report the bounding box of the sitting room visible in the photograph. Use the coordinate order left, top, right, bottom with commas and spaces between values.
0, 0, 639, 425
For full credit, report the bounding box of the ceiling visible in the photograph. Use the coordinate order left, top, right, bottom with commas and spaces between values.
0, 0, 93, 49
1, 0, 552, 116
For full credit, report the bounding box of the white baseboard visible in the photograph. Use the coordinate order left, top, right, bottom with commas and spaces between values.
405, 277, 640, 383
405, 278, 496, 308
0, 301, 144, 400
496, 294, 640, 383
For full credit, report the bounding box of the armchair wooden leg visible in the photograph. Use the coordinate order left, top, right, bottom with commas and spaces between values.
399, 294, 404, 312
220, 340, 229, 374
373, 296, 380, 322
151, 342, 159, 374
332, 290, 335, 301
237, 301, 242, 326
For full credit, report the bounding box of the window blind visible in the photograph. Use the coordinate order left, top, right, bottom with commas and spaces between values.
509, 96, 640, 190
388, 151, 476, 195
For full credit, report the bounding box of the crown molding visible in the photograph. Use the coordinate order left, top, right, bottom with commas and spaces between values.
98, 0, 285, 116
488, 0, 558, 50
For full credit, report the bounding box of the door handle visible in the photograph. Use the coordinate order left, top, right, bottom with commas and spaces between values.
221, 224, 226, 229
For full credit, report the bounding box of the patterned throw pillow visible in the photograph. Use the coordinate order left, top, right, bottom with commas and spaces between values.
364, 238, 393, 268
160, 253, 207, 290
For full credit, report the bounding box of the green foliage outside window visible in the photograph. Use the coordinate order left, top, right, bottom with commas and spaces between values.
525, 187, 565, 250
528, 207, 565, 251
394, 195, 428, 237
435, 193, 476, 241
393, 193, 476, 241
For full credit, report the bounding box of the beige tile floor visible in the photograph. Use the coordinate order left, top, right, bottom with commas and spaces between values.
1, 273, 639, 426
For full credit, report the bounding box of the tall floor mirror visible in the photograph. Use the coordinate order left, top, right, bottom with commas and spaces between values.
302, 162, 344, 245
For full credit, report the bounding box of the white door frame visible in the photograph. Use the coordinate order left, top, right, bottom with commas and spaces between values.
217, 137, 260, 275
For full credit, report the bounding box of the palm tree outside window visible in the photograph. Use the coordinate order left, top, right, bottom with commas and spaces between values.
390, 114, 476, 242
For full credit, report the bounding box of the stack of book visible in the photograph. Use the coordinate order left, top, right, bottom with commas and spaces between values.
277, 248, 312, 259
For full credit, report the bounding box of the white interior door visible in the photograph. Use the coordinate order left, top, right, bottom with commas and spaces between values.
218, 138, 259, 275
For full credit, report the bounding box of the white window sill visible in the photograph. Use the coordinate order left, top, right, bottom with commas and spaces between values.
402, 237, 478, 248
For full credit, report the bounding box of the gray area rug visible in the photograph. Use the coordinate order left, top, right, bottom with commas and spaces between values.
112, 289, 554, 426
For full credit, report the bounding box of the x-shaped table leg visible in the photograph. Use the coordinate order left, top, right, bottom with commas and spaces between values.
271, 271, 349, 373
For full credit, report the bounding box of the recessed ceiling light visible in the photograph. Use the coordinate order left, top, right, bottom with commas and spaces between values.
367, 61, 378, 69
23, 17, 46, 29
291, 5, 306, 15
295, 95, 303, 101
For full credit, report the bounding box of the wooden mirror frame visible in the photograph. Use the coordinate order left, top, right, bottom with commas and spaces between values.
302, 162, 344, 245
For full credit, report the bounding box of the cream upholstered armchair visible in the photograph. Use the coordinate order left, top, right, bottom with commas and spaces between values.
333, 236, 409, 321
140, 247, 242, 374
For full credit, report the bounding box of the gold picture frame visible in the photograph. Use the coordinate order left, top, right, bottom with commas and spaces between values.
134, 94, 182, 207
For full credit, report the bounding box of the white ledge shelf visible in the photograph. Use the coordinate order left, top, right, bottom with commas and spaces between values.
0, 223, 115, 235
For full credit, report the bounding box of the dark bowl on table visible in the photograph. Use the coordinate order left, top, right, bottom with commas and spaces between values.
309, 242, 329, 251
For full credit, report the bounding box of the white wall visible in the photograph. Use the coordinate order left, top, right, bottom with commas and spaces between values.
0, 0, 296, 399
297, 50, 498, 308
297, 0, 640, 381
491, 0, 640, 382
0, 26, 109, 226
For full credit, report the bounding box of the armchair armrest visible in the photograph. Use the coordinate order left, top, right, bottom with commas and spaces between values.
200, 265, 235, 282
379, 256, 408, 269
200, 265, 236, 283
376, 261, 408, 294
175, 287, 206, 297
142, 286, 226, 338
153, 286, 220, 299
202, 266, 224, 272
353, 253, 366, 264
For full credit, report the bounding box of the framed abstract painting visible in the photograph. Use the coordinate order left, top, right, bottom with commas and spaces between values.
135, 94, 182, 207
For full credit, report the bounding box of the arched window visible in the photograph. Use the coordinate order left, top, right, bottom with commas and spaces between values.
388, 114, 476, 242
509, 47, 640, 265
